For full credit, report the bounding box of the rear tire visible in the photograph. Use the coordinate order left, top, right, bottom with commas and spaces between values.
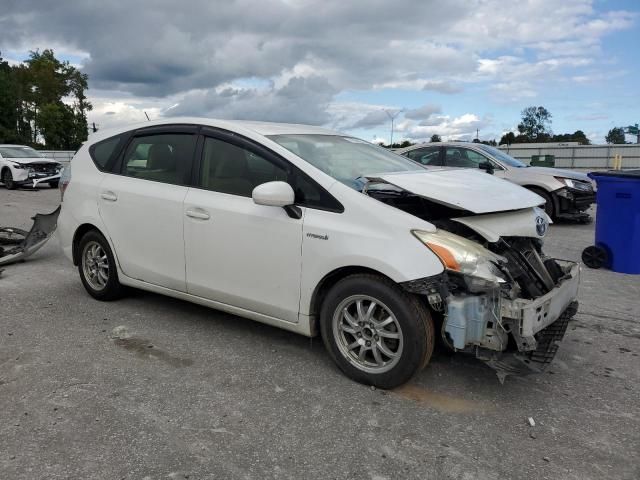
319, 274, 434, 389
78, 230, 125, 301
2, 169, 16, 190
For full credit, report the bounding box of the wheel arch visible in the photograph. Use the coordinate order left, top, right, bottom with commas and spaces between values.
309, 266, 397, 319
72, 223, 108, 265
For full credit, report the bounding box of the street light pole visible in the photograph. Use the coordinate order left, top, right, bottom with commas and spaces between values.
384, 109, 402, 147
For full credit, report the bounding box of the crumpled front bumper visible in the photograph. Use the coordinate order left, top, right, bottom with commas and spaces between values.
441, 260, 580, 381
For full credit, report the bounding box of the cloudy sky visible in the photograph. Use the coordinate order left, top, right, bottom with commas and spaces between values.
1, 0, 638, 143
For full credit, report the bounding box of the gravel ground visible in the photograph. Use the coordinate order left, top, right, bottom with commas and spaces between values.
1, 187, 638, 480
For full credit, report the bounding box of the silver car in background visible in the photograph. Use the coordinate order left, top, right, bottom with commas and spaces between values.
396, 142, 595, 221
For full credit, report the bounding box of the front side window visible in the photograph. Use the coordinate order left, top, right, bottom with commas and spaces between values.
200, 136, 342, 211
268, 134, 424, 190
122, 133, 195, 185
200, 137, 288, 197
475, 144, 528, 168
405, 147, 442, 166
445, 147, 491, 168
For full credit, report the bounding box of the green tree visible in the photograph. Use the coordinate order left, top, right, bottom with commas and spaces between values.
0, 49, 91, 149
605, 127, 626, 144
517, 106, 552, 140
430, 134, 441, 142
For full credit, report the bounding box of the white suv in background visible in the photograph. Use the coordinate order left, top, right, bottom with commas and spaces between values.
57, 118, 580, 388
0, 144, 62, 189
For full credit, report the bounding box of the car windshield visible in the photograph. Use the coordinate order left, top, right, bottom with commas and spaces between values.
268, 134, 425, 189
0, 146, 42, 158
476, 144, 528, 168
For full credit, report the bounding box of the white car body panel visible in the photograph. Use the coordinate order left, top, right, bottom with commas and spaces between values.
97, 174, 189, 292
452, 207, 551, 242
374, 169, 544, 213
183, 188, 304, 322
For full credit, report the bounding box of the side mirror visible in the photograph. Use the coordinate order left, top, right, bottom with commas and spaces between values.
252, 181, 295, 207
252, 181, 301, 219
479, 161, 495, 174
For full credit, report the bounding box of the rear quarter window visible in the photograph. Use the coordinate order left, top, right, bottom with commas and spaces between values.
89, 135, 125, 171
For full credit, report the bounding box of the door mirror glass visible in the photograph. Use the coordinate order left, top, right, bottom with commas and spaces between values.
479, 161, 495, 174
252, 181, 295, 207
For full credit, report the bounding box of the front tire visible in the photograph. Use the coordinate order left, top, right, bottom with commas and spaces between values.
528, 187, 555, 218
78, 230, 125, 301
2, 169, 16, 190
49, 180, 59, 188
320, 274, 434, 389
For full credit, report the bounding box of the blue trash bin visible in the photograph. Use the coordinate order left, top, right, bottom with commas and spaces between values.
582, 170, 640, 274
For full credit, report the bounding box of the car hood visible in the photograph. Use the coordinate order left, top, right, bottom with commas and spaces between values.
368, 169, 544, 214
4, 157, 58, 165
520, 166, 590, 182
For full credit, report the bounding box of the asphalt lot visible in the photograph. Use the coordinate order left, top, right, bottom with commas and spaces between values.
1, 187, 639, 480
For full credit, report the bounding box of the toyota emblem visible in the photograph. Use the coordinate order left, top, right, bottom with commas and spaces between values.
536, 216, 547, 236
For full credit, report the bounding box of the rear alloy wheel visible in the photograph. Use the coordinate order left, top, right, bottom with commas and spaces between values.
2, 169, 16, 190
78, 230, 125, 301
320, 274, 434, 389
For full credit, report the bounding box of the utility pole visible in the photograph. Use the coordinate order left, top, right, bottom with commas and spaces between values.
476, 128, 479, 141
384, 109, 403, 147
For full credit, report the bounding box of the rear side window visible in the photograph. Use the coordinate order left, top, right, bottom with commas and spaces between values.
121, 133, 196, 185
406, 147, 442, 166
89, 135, 124, 171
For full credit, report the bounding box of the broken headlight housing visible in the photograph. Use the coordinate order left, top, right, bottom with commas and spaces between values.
412, 229, 507, 291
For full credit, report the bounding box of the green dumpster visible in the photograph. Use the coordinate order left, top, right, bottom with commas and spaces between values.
530, 155, 555, 167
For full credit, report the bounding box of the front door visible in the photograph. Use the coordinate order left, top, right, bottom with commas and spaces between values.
183, 134, 304, 322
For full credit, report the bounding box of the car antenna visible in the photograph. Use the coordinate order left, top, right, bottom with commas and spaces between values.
144, 111, 150, 121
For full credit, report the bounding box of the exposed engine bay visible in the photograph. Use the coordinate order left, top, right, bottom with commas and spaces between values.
363, 177, 580, 381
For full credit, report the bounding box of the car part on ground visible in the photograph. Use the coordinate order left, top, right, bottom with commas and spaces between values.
0, 206, 61, 266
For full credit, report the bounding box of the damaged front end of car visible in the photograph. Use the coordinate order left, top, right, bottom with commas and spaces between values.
0, 206, 61, 267
363, 174, 579, 381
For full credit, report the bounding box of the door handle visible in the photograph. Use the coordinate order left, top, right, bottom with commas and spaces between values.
185, 208, 210, 220
100, 191, 118, 202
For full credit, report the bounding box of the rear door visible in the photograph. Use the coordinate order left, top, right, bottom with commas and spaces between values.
98, 125, 197, 291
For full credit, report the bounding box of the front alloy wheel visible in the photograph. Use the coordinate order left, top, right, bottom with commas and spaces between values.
333, 295, 403, 374
320, 274, 434, 389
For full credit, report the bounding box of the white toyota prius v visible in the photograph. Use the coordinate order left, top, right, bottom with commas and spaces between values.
57, 118, 580, 388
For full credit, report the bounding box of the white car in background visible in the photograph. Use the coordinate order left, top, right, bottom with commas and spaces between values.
57, 118, 580, 388
396, 142, 595, 221
0, 144, 62, 189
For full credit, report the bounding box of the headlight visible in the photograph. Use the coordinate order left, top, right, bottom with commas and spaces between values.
555, 177, 592, 192
10, 162, 28, 169
412, 229, 507, 287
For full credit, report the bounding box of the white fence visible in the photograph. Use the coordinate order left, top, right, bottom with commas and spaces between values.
499, 144, 640, 170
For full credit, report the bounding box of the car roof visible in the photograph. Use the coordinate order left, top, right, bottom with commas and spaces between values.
395, 142, 492, 154
87, 117, 341, 144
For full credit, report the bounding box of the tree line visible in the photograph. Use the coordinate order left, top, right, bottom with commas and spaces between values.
0, 50, 91, 150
